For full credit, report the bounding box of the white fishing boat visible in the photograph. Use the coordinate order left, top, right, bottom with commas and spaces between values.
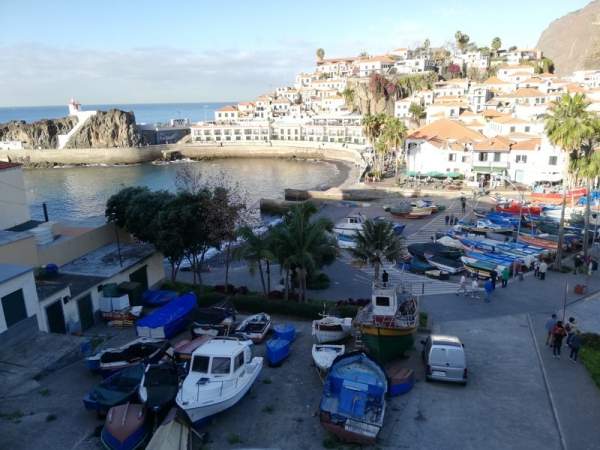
312, 316, 353, 343
312, 344, 345, 373
235, 313, 271, 343
333, 213, 365, 237
176, 337, 263, 426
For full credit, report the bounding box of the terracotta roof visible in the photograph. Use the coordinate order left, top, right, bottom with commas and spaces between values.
510, 138, 541, 150
492, 115, 531, 125
217, 105, 238, 112
511, 88, 545, 98
238, 102, 255, 107
359, 55, 395, 64
0, 162, 21, 170
407, 118, 485, 143
567, 83, 586, 94
497, 64, 535, 70
482, 109, 508, 119
317, 57, 358, 65
473, 136, 512, 152
484, 76, 510, 85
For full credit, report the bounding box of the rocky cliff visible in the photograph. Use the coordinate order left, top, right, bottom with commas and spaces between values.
347, 79, 395, 116
0, 117, 77, 149
64, 109, 143, 148
537, 0, 600, 75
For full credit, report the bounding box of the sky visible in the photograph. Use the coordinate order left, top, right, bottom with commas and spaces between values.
0, 0, 592, 107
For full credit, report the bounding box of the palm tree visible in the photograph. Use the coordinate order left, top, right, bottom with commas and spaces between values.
316, 48, 325, 61
269, 203, 337, 302
382, 116, 408, 175
236, 226, 273, 296
341, 87, 355, 111
350, 220, 405, 281
545, 93, 594, 269
491, 37, 502, 55
409, 102, 425, 126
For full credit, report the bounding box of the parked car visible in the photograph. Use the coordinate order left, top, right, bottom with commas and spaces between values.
421, 334, 467, 385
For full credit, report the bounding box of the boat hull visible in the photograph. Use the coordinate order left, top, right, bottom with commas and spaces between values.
320, 414, 379, 446
360, 326, 416, 363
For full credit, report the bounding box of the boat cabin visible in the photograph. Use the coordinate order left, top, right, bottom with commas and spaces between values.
188, 338, 252, 379
371, 284, 399, 317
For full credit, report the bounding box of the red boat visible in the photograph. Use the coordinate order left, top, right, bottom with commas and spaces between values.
496, 201, 542, 216
530, 187, 587, 205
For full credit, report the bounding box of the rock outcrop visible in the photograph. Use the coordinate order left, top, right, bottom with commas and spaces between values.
347, 79, 395, 116
0, 117, 77, 149
537, 0, 600, 75
64, 109, 142, 148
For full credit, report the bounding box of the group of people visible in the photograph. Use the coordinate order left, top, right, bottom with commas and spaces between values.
456, 267, 512, 303
445, 214, 459, 226
533, 259, 549, 281
545, 314, 582, 362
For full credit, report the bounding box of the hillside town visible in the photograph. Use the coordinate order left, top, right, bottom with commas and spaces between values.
191, 39, 600, 187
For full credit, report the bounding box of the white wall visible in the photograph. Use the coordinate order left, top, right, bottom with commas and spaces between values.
0, 270, 39, 333
0, 166, 30, 229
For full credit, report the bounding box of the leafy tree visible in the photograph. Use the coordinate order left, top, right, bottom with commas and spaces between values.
423, 38, 431, 50
409, 102, 425, 125
105, 186, 149, 229
358, 51, 369, 58
448, 63, 461, 77
454, 31, 470, 53
269, 203, 337, 302
545, 93, 594, 268
382, 116, 408, 173
350, 220, 405, 281
316, 48, 325, 60
236, 226, 274, 296
491, 37, 502, 54
508, 45, 517, 51
341, 87, 355, 110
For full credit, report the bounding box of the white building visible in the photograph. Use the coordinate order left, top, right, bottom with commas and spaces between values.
496, 65, 536, 83
454, 51, 489, 71
316, 57, 357, 78
0, 163, 30, 230
356, 56, 395, 77
0, 264, 39, 334
215, 105, 239, 123
507, 137, 564, 184
506, 49, 543, 66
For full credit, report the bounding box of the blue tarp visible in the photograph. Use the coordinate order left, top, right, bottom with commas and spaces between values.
136, 293, 196, 339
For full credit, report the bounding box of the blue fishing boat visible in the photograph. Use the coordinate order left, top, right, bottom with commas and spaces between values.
142, 290, 178, 307
101, 403, 150, 450
273, 323, 296, 341
136, 293, 197, 339
461, 256, 499, 279
319, 352, 387, 445
83, 364, 145, 415
266, 338, 291, 366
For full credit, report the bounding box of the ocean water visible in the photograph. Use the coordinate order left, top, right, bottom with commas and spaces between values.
22, 159, 344, 223
0, 102, 233, 125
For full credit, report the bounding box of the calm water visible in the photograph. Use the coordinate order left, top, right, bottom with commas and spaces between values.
23, 159, 343, 223
0, 102, 232, 124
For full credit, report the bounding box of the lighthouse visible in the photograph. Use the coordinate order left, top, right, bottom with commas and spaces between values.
68, 98, 81, 116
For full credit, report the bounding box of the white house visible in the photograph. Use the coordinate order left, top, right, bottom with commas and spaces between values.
271, 98, 291, 116
315, 57, 357, 78
215, 105, 239, 123
0, 264, 39, 334
395, 98, 414, 119
390, 48, 410, 59
254, 96, 272, 120
0, 163, 30, 230
483, 76, 515, 94
496, 65, 536, 83
467, 85, 492, 112
356, 56, 395, 77
507, 137, 564, 185
237, 102, 255, 117
485, 115, 537, 137
506, 49, 543, 66
571, 70, 600, 88
454, 51, 489, 71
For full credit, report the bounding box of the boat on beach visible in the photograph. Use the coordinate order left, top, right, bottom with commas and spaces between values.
353, 283, 419, 363
460, 256, 500, 279
333, 213, 366, 237
460, 219, 513, 234
531, 187, 587, 205
190, 300, 236, 338
172, 335, 213, 363
83, 364, 145, 415
312, 344, 345, 373
138, 363, 180, 414
312, 316, 353, 343
319, 352, 387, 445
176, 337, 263, 426
235, 313, 271, 343
85, 337, 170, 376
101, 403, 150, 450
136, 293, 197, 339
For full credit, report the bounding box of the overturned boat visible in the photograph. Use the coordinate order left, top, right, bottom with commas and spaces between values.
312, 344, 345, 373
312, 316, 353, 343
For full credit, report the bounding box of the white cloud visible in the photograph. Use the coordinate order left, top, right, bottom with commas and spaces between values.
0, 43, 315, 106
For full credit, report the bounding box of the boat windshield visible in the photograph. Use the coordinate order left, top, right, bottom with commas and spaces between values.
191, 356, 210, 374
211, 357, 231, 375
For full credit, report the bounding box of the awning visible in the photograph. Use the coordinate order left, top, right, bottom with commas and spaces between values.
445, 172, 463, 179
472, 166, 506, 174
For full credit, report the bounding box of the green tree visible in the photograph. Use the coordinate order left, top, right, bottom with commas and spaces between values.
236, 227, 274, 296
341, 87, 355, 110
316, 48, 325, 60
423, 38, 431, 51
545, 93, 594, 268
455, 31, 470, 53
105, 186, 149, 229
409, 102, 425, 126
382, 116, 408, 174
350, 220, 405, 281
491, 37, 502, 55
269, 203, 337, 302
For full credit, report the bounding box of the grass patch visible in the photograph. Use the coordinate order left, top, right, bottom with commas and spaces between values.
45, 414, 57, 422
580, 333, 600, 389
227, 433, 242, 445
0, 410, 24, 422
262, 378, 272, 384
39, 388, 51, 397
418, 311, 429, 329
261, 405, 275, 414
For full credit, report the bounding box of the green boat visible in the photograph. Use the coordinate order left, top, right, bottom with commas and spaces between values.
354, 283, 419, 363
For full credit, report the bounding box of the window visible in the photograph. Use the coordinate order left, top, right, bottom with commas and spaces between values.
478, 152, 488, 162
516, 155, 528, 163
192, 356, 210, 373
549, 156, 558, 166
494, 153, 501, 162
462, 155, 468, 163
525, 126, 530, 132
211, 357, 231, 375
375, 296, 390, 307
234, 352, 244, 371
448, 153, 456, 162
510, 126, 516, 133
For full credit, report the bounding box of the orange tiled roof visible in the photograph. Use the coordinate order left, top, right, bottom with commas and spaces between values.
484, 76, 510, 85
217, 105, 238, 112
510, 138, 541, 151
407, 118, 485, 143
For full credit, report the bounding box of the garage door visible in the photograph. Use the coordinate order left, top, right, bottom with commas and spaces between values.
129, 265, 148, 291
1, 289, 28, 328
77, 294, 94, 331
46, 301, 66, 334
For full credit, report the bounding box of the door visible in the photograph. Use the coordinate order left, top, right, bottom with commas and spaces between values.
77, 294, 94, 331
129, 265, 148, 291
46, 301, 66, 334
1, 289, 28, 328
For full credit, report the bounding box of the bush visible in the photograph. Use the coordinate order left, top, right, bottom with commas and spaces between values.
581, 347, 600, 389
307, 272, 331, 290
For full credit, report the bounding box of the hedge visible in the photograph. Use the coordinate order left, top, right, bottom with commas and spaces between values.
580, 333, 600, 389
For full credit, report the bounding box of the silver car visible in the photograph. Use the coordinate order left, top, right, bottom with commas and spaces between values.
421, 334, 467, 385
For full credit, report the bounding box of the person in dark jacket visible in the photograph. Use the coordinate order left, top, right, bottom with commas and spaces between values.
484, 279, 493, 303
569, 331, 582, 362
552, 321, 567, 359
382, 270, 389, 287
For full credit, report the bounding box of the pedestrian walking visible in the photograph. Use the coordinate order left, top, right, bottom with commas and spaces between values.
484, 278, 493, 303
539, 260, 548, 281
501, 267, 509, 288
449, 214, 455, 226
456, 274, 468, 296
460, 196, 466, 214
454, 216, 459, 225
533, 260, 539, 278
490, 270, 497, 290
574, 255, 582, 274
569, 331, 582, 362
382, 270, 389, 287
545, 313, 557, 346
565, 317, 578, 345
445, 215, 450, 226
470, 278, 479, 299
552, 321, 567, 358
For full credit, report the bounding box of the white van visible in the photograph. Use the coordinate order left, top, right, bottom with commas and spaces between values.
421, 334, 467, 385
